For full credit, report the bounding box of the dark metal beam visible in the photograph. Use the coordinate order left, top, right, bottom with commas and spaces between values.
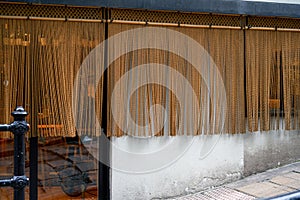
2, 0, 300, 18
29, 137, 38, 200
98, 7, 110, 200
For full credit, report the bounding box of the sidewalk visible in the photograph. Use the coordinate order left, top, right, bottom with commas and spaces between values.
171, 162, 300, 200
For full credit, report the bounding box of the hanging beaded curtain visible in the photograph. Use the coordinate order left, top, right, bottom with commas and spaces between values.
202, 28, 245, 134
0, 19, 104, 138
246, 30, 275, 132
0, 19, 30, 138
179, 27, 245, 134
106, 23, 245, 136
280, 31, 300, 130
246, 30, 300, 131
33, 20, 104, 138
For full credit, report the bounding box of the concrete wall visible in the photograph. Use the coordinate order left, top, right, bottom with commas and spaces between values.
244, 130, 300, 176
111, 131, 300, 200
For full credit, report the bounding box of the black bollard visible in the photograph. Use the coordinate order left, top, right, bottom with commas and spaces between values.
0, 106, 29, 200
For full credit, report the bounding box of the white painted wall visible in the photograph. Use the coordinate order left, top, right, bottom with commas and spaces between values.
111, 134, 244, 200
111, 130, 300, 199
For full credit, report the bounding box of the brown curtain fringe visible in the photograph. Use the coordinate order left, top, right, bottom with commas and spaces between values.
0, 19, 104, 138
106, 24, 245, 136
246, 30, 300, 131
1, 18, 300, 138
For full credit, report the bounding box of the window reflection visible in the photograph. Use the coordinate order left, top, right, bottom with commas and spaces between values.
37, 137, 97, 199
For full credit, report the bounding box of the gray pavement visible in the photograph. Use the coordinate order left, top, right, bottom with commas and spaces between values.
171, 162, 300, 200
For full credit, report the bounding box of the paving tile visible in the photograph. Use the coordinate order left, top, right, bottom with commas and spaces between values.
174, 187, 255, 200
38, 163, 57, 180
262, 188, 295, 198
203, 187, 255, 200
283, 172, 300, 181
270, 175, 300, 190
270, 175, 297, 185
236, 181, 291, 198
76, 161, 96, 172
236, 182, 271, 196
172, 163, 300, 200
285, 181, 300, 190
39, 176, 61, 187
67, 154, 90, 162
38, 153, 60, 162
47, 159, 72, 171
175, 193, 211, 200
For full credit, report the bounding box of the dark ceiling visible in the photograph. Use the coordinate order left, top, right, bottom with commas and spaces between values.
2, 0, 300, 18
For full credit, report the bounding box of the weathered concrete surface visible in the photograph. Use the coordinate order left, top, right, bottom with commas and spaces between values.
244, 130, 300, 176
111, 131, 300, 200
112, 135, 244, 200
173, 162, 300, 200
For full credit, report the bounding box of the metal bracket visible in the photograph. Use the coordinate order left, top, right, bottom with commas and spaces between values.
0, 176, 29, 190
9, 121, 29, 136
11, 176, 30, 191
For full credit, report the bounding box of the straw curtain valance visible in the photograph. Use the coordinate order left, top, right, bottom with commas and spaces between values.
0, 19, 104, 138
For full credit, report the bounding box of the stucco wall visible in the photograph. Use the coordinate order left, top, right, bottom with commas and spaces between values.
244, 130, 300, 176
111, 131, 300, 199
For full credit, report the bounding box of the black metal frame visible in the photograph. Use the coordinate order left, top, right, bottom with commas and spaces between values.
98, 7, 111, 199
4, 0, 300, 18
0, 106, 30, 200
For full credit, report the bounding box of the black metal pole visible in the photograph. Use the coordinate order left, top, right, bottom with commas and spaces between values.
0, 107, 30, 200
98, 7, 110, 200
10, 106, 29, 200
0, 178, 13, 187
29, 136, 38, 200
0, 124, 10, 131
0, 107, 30, 199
